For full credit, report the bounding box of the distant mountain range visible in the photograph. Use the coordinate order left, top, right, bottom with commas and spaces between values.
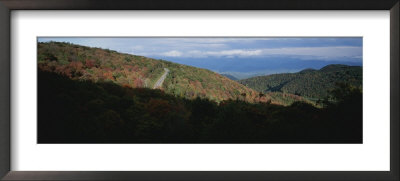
239, 64, 362, 99
220, 74, 238, 80
151, 56, 362, 79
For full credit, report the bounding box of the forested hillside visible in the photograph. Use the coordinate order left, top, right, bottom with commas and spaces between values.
38, 42, 308, 105
239, 65, 362, 99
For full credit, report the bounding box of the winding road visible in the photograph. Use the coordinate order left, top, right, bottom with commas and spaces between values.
153, 68, 170, 89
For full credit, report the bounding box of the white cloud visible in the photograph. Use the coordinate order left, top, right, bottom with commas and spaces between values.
206, 49, 263, 57
162, 50, 183, 57
157, 46, 362, 60
157, 49, 263, 58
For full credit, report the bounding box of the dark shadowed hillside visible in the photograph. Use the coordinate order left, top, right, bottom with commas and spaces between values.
38, 70, 362, 143
239, 64, 362, 99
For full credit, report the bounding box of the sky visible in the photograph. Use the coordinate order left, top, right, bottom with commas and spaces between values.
38, 37, 362, 79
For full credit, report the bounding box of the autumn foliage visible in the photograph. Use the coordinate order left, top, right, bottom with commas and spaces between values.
38, 42, 309, 106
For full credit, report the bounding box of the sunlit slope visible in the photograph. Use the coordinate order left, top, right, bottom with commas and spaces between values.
38, 42, 309, 105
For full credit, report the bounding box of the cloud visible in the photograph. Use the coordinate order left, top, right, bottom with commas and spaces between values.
207, 49, 263, 57
156, 46, 362, 61
162, 50, 183, 57
156, 49, 263, 58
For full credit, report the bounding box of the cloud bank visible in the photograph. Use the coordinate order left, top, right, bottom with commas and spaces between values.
145, 46, 362, 61
38, 37, 362, 62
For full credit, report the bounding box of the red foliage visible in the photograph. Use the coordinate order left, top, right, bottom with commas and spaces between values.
55, 65, 72, 77
69, 61, 83, 71
133, 78, 144, 87
85, 59, 96, 68
132, 65, 140, 72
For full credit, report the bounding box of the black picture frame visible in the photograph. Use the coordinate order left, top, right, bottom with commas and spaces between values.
0, 0, 399, 180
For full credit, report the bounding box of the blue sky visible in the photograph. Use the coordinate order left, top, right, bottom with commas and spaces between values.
38, 37, 362, 61
38, 37, 362, 78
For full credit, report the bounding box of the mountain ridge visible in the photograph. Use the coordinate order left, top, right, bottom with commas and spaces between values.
239, 64, 362, 99
38, 41, 311, 105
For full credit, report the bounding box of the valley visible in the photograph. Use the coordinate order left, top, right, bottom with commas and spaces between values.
37, 41, 363, 143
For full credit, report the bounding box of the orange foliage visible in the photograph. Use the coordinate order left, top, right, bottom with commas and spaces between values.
102, 71, 113, 80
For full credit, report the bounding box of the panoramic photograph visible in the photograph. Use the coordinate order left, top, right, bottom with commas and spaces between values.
37, 37, 362, 143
